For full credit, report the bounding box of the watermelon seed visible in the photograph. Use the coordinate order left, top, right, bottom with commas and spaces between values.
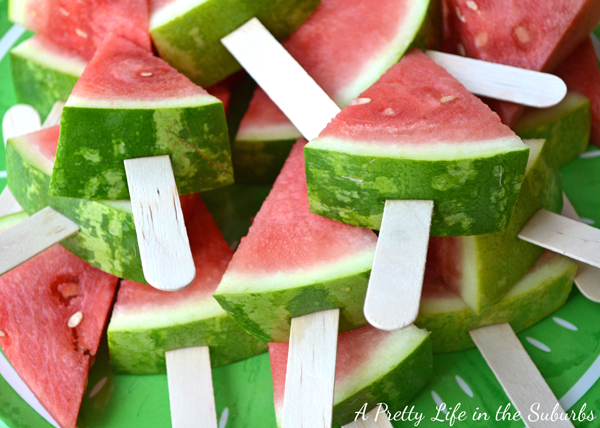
383, 108, 395, 115
457, 44, 466, 56
514, 26, 530, 44
68, 311, 83, 328
351, 98, 371, 106
455, 7, 466, 23
59, 7, 70, 16
140, 72, 153, 77
466, 1, 478, 11
440, 96, 456, 104
75, 28, 88, 39
475, 32, 488, 47
0, 330, 5, 337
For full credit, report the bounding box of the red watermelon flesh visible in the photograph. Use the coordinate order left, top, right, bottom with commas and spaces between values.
222, 140, 377, 276
318, 50, 516, 145
554, 37, 600, 147
0, 245, 118, 428
114, 193, 233, 309
237, 0, 436, 137
444, 0, 600, 127
12, 0, 151, 61
68, 35, 211, 106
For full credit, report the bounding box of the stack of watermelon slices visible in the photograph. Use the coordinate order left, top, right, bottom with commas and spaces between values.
2, 0, 600, 427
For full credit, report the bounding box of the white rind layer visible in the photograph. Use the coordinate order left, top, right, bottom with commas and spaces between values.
236, 123, 302, 142
308, 135, 527, 161
217, 246, 376, 295
149, 0, 207, 30
66, 93, 221, 109
11, 37, 88, 77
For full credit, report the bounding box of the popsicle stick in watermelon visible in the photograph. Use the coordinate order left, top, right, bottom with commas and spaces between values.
470, 323, 573, 428
557, 193, 600, 301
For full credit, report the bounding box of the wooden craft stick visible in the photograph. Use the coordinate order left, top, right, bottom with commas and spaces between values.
42, 101, 65, 128
561, 194, 600, 302
0, 187, 22, 216
0, 207, 79, 276
470, 323, 574, 428
426, 51, 567, 108
2, 104, 40, 146
166, 346, 218, 428
124, 156, 196, 291
343, 405, 393, 428
364, 200, 433, 330
283, 309, 340, 428
518, 209, 600, 269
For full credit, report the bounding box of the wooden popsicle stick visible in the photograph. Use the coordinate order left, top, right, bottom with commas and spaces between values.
166, 346, 218, 428
343, 405, 394, 428
518, 209, 600, 268
470, 323, 574, 428
0, 207, 79, 275
561, 193, 600, 302
426, 51, 567, 108
283, 309, 339, 428
42, 101, 65, 128
2, 104, 40, 146
124, 156, 196, 291
364, 200, 433, 330
0, 187, 22, 216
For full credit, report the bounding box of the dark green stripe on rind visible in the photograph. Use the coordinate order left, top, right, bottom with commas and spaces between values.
6, 142, 145, 283
150, 0, 320, 87
331, 334, 432, 428
232, 138, 296, 185
304, 145, 529, 235
515, 92, 591, 168
416, 254, 576, 353
50, 104, 232, 200
107, 310, 268, 374
10, 46, 81, 121
214, 268, 371, 343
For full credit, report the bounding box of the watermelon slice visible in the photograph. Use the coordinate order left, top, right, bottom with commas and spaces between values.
148, 0, 320, 87
107, 193, 267, 374
0, 214, 118, 428
417, 251, 576, 353
269, 325, 432, 428
49, 35, 232, 201
427, 139, 563, 313
305, 50, 530, 236
444, 0, 600, 127
233, 0, 441, 184
554, 37, 600, 147
8, 0, 151, 60
214, 140, 378, 343
515, 92, 590, 167
10, 35, 87, 120
7, 126, 144, 283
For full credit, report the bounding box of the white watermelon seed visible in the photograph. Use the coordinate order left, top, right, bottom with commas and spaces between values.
0, 330, 5, 337
440, 96, 456, 103
475, 32, 488, 47
59, 7, 70, 16
457, 43, 466, 56
351, 98, 371, 105
75, 28, 88, 39
140, 72, 153, 77
515, 26, 530, 44
455, 7, 466, 22
383, 107, 395, 115
466, 1, 478, 10
68, 311, 83, 328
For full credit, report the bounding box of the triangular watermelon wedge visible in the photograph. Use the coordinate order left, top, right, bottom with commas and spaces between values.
214, 140, 378, 342
0, 215, 118, 428
49, 35, 232, 201
305, 49, 530, 236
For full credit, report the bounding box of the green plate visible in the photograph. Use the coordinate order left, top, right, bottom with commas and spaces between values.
2, 3, 600, 427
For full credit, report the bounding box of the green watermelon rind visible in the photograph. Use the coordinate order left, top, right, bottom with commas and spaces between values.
305, 139, 529, 235
10, 37, 86, 120
416, 253, 577, 353
49, 103, 233, 200
214, 250, 374, 342
107, 298, 268, 374
149, 0, 320, 87
444, 139, 563, 312
515, 91, 591, 168
0, 211, 29, 233
6, 138, 146, 283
